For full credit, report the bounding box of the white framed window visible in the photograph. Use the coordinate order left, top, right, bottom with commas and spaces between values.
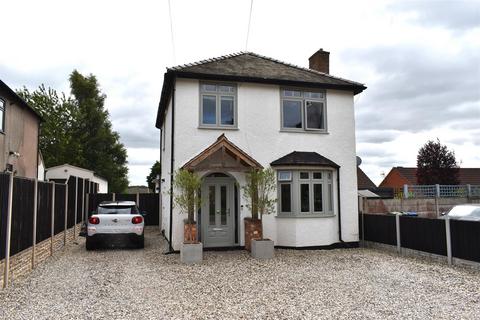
276, 169, 335, 216
278, 171, 292, 181
200, 82, 237, 128
280, 89, 326, 132
0, 98, 5, 132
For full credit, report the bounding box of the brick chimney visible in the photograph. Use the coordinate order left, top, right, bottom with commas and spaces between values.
309, 49, 330, 74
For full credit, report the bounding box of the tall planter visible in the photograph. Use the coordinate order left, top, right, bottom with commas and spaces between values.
184, 220, 197, 244
244, 218, 262, 251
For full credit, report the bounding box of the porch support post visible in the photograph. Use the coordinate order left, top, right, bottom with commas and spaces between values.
445, 217, 452, 265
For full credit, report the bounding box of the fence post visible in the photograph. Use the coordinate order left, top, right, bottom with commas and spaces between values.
74, 177, 78, 240
395, 214, 401, 254
31, 179, 38, 269
64, 184, 68, 246
50, 182, 55, 256
112, 192, 116, 201
136, 192, 140, 207
403, 185, 409, 199
82, 180, 85, 224
3, 173, 14, 288
466, 184, 471, 199
445, 217, 452, 265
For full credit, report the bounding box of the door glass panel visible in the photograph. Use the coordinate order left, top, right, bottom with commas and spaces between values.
209, 186, 215, 225
313, 183, 323, 212
280, 184, 291, 212
220, 96, 234, 125
220, 185, 227, 225
300, 184, 310, 212
306, 101, 324, 129
282, 100, 302, 128
202, 95, 216, 125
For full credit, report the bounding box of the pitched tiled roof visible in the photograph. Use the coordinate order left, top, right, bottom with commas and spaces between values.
270, 151, 340, 168
357, 167, 376, 189
390, 167, 480, 185
156, 52, 366, 127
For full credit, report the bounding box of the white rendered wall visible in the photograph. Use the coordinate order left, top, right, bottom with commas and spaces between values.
165, 79, 359, 250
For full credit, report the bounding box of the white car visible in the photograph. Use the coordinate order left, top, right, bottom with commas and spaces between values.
86, 201, 145, 250
444, 204, 480, 222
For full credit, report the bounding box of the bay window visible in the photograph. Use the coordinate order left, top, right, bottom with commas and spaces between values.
277, 170, 334, 216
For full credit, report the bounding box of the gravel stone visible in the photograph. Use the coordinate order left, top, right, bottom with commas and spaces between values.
0, 227, 479, 319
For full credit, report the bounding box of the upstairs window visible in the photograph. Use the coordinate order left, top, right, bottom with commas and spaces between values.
281, 89, 326, 132
0, 98, 5, 132
200, 83, 237, 128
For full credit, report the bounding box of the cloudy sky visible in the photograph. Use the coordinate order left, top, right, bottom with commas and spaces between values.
1, 0, 479, 185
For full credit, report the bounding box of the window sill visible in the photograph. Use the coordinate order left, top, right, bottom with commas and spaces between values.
198, 126, 239, 131
279, 129, 329, 134
276, 214, 335, 219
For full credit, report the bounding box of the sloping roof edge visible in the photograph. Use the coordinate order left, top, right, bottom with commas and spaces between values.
0, 79, 43, 121
270, 151, 340, 168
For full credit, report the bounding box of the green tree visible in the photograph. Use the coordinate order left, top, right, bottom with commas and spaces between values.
69, 70, 129, 193
417, 139, 459, 185
17, 85, 84, 167
242, 168, 277, 221
146, 161, 161, 192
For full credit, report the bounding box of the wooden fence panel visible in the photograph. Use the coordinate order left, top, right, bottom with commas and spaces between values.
363, 214, 397, 245
451, 220, 480, 263
10, 178, 35, 255
67, 177, 76, 228
76, 178, 84, 223
140, 194, 159, 226
400, 216, 447, 256
36, 182, 52, 243
54, 184, 66, 235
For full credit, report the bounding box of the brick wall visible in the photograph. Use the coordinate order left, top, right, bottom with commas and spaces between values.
1, 223, 82, 287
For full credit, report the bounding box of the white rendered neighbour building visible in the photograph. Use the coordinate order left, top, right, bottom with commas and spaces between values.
156, 50, 366, 251
45, 163, 108, 193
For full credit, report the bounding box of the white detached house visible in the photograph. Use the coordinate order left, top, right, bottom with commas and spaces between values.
156, 49, 366, 251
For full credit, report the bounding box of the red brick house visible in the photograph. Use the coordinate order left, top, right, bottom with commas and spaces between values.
379, 167, 480, 188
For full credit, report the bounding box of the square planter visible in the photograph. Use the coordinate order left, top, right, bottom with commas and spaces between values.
180, 242, 203, 264
251, 239, 274, 259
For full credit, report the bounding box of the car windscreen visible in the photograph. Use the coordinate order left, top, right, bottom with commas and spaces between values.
97, 206, 138, 215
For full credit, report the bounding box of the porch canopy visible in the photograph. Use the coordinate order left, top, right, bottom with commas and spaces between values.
182, 134, 263, 172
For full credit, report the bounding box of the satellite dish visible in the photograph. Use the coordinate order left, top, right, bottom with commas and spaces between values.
356, 156, 362, 166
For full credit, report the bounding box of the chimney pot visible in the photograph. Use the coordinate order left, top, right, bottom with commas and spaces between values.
309, 49, 330, 74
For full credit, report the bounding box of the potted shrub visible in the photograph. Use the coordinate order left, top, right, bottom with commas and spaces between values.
242, 168, 276, 258
173, 169, 203, 264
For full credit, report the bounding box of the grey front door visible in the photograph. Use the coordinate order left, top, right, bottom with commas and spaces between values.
202, 178, 234, 247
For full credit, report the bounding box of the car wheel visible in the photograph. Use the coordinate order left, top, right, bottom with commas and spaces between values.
86, 237, 96, 251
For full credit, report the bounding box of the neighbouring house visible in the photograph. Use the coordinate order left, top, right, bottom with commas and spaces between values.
156, 49, 366, 251
379, 167, 480, 188
38, 151, 45, 181
45, 163, 108, 193
126, 185, 151, 194
0, 79, 42, 179
357, 167, 376, 190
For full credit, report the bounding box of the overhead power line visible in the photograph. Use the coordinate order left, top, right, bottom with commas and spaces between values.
245, 0, 254, 51
168, 0, 176, 65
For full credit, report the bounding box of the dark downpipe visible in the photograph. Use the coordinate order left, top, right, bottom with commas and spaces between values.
337, 167, 343, 242
168, 79, 176, 252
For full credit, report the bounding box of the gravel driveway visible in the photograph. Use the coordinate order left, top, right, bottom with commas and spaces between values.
1, 227, 479, 319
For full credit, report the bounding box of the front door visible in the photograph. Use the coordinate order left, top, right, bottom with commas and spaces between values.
201, 178, 235, 247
